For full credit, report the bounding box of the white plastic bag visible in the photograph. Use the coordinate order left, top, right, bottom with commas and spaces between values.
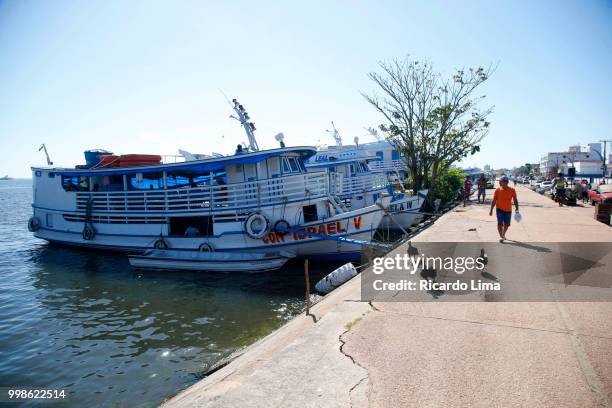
514, 211, 522, 222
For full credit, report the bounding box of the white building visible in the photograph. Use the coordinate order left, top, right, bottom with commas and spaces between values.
539, 143, 603, 177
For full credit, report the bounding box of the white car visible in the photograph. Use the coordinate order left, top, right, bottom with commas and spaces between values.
537, 181, 553, 194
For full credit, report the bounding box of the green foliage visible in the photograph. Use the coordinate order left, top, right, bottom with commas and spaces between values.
432, 168, 465, 203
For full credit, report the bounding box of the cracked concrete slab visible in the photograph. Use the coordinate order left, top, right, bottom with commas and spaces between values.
342, 311, 607, 408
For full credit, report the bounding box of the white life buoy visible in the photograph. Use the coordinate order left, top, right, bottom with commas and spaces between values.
199, 243, 214, 252
244, 212, 270, 239
28, 216, 41, 232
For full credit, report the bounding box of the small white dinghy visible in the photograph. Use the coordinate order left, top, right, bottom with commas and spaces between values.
128, 249, 294, 272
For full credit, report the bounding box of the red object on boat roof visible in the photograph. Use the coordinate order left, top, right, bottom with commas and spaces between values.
118, 154, 162, 167
98, 155, 120, 168
97, 154, 161, 168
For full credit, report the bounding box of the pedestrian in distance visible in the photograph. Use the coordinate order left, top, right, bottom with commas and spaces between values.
463, 175, 472, 206
489, 176, 519, 242
477, 173, 487, 204
553, 172, 566, 206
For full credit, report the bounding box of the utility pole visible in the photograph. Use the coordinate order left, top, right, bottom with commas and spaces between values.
599, 140, 611, 179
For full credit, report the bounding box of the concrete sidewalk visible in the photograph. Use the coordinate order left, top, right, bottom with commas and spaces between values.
165, 186, 611, 408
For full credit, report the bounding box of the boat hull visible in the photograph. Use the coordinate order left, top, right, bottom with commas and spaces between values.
33, 205, 384, 259
379, 190, 427, 230
128, 250, 290, 272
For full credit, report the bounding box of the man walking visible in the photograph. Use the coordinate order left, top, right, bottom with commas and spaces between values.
489, 176, 519, 242
477, 173, 487, 204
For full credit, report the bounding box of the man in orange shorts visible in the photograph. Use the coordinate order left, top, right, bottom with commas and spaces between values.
489, 176, 519, 242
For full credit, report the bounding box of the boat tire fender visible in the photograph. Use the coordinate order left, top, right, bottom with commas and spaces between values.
199, 243, 214, 252
154, 238, 168, 249
244, 212, 270, 240
273, 219, 291, 236
28, 216, 41, 232
82, 224, 96, 241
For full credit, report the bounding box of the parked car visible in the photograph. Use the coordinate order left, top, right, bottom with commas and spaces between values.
588, 184, 612, 205
537, 181, 553, 194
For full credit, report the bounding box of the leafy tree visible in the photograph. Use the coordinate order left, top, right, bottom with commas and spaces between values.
434, 168, 466, 203
362, 57, 493, 196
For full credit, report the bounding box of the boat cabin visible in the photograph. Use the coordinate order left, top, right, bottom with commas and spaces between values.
31, 147, 333, 238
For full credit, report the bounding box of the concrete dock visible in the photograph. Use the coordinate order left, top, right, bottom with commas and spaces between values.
164, 186, 611, 408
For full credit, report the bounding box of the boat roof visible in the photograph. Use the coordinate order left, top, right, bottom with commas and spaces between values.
306, 148, 380, 169
32, 146, 316, 176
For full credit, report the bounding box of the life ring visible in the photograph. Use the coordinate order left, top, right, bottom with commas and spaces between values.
154, 238, 168, 249
199, 243, 214, 252
28, 216, 41, 232
244, 212, 270, 239
82, 223, 96, 240
273, 219, 291, 236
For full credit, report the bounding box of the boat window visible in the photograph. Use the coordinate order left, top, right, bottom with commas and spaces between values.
349, 164, 355, 174
91, 175, 124, 191
62, 175, 88, 191
48, 172, 55, 178
35, 171, 41, 177
169, 216, 214, 237
128, 172, 163, 190
375, 151, 384, 161
166, 170, 224, 189
288, 157, 300, 172
281, 158, 290, 174
303, 204, 318, 223
392, 150, 400, 160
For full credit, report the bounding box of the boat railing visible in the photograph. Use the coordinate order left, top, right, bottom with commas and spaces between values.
368, 159, 407, 173
75, 172, 333, 214
337, 173, 388, 196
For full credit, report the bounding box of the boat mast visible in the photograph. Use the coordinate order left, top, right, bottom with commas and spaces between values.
38, 144, 53, 165
231, 99, 259, 152
326, 121, 342, 147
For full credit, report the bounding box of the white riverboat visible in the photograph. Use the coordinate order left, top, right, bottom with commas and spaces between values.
306, 126, 428, 230
306, 146, 427, 231
28, 101, 386, 261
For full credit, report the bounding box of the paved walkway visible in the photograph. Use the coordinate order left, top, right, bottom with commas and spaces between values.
164, 186, 611, 408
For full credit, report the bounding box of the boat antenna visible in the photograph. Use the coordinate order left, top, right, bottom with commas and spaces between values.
218, 89, 233, 107
326, 121, 342, 147
38, 144, 53, 165
229, 98, 259, 152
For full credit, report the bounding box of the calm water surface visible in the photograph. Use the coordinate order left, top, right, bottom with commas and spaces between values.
0, 179, 336, 407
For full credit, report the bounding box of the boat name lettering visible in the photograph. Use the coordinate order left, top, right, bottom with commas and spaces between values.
261, 217, 362, 244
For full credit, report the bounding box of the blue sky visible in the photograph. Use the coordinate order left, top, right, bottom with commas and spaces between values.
0, 0, 610, 177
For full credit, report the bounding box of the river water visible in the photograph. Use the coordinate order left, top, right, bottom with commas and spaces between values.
0, 179, 336, 407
